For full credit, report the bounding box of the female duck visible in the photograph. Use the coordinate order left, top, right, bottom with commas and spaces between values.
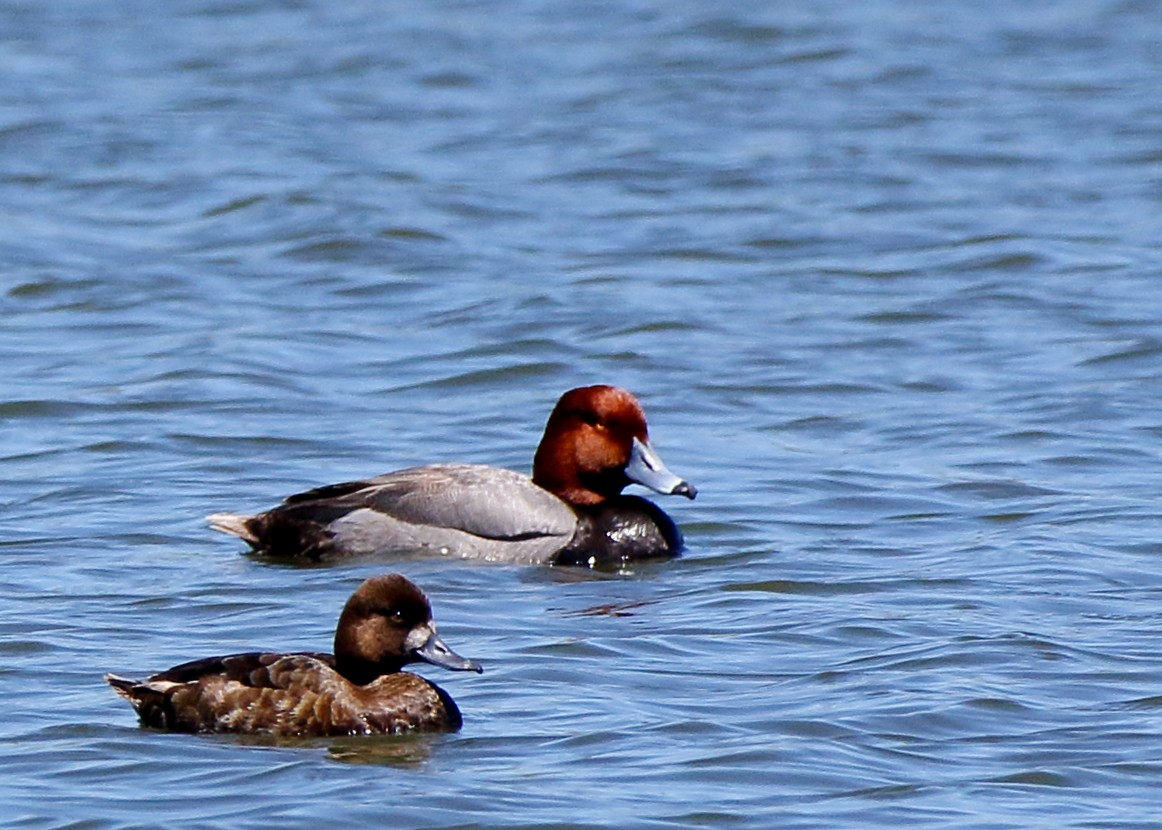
208, 385, 696, 566
105, 574, 481, 736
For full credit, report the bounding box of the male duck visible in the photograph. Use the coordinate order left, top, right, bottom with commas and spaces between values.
208, 385, 696, 566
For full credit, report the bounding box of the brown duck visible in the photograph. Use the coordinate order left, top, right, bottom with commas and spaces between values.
105, 574, 482, 736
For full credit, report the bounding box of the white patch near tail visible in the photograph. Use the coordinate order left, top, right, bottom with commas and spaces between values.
207, 513, 257, 543
105, 673, 140, 699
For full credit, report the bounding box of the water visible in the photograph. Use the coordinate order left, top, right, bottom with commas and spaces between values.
3, 0, 1162, 827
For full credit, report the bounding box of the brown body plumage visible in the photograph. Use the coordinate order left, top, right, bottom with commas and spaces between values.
106, 574, 481, 736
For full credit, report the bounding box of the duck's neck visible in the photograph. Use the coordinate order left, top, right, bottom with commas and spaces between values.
333, 622, 406, 685
533, 455, 625, 506
333, 651, 406, 686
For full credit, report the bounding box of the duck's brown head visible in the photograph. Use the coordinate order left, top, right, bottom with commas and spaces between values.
333, 574, 481, 685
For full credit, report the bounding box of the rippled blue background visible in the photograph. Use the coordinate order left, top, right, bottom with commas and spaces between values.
3, 1, 1162, 828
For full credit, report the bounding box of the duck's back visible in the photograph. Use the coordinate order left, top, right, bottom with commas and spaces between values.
226, 464, 579, 563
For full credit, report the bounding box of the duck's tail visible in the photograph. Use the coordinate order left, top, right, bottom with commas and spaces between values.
105, 673, 138, 698
206, 513, 259, 544
105, 673, 176, 724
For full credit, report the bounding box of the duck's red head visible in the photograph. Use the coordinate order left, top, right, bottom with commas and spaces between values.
532, 385, 696, 507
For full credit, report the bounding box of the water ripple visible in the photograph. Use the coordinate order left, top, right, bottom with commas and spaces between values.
2, 0, 1162, 828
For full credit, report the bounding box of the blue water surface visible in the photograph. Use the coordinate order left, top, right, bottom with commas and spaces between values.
2, 1, 1162, 828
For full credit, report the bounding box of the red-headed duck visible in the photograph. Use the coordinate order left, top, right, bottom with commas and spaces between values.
207, 385, 696, 567
105, 574, 481, 736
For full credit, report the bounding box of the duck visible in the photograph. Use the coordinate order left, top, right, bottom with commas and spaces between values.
105, 573, 482, 736
208, 385, 696, 566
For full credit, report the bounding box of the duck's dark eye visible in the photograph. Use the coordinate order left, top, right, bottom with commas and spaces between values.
574, 409, 601, 427
384, 608, 406, 624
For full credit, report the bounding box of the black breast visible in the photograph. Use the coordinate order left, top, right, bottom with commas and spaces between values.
551, 495, 684, 567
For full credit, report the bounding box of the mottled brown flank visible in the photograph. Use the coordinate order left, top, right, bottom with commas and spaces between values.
532, 385, 651, 506
108, 654, 459, 735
